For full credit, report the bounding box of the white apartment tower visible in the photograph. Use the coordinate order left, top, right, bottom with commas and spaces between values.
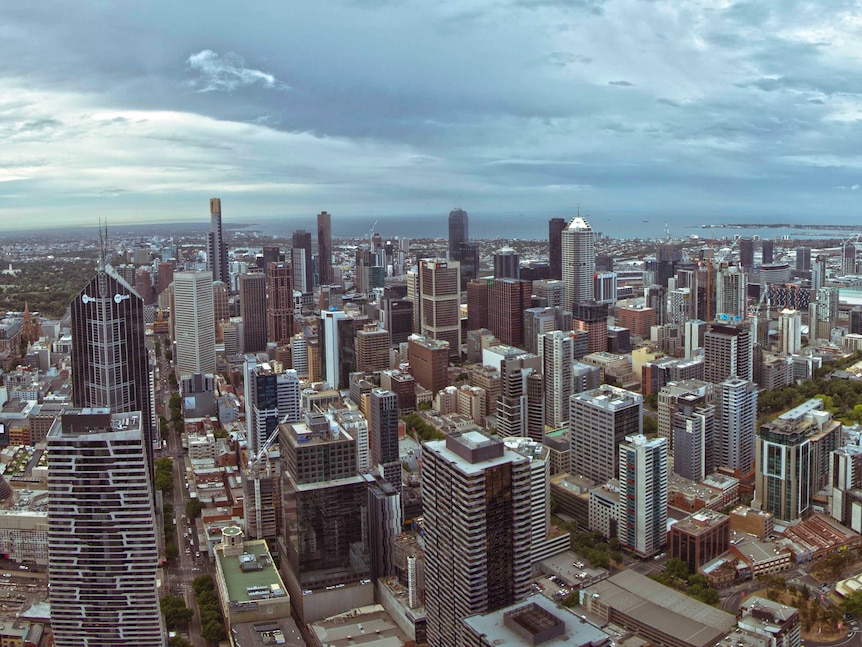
618, 434, 668, 558
779, 309, 802, 355
538, 330, 573, 428
422, 431, 532, 646
173, 270, 216, 378
715, 266, 747, 321
48, 409, 164, 646
561, 216, 595, 310
717, 377, 758, 473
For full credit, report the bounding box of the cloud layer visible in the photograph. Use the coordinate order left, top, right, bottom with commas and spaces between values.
2, 0, 862, 230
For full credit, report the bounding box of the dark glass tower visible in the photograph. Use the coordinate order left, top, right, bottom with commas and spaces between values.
317, 211, 333, 286
292, 229, 313, 292
239, 272, 267, 353
207, 198, 229, 285
448, 208, 469, 259
548, 217, 566, 281
70, 265, 154, 473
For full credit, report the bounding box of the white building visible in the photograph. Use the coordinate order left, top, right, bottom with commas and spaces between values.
561, 216, 595, 309
173, 270, 216, 378
538, 331, 573, 428
778, 309, 802, 355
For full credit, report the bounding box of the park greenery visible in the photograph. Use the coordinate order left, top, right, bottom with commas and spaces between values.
155, 457, 174, 493
162, 502, 178, 561
650, 557, 719, 605
0, 259, 98, 318
193, 574, 228, 644
758, 575, 844, 636
186, 498, 203, 519
160, 595, 193, 630
168, 638, 193, 647
400, 412, 445, 442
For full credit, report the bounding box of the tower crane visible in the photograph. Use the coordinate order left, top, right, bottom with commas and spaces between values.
246, 426, 281, 540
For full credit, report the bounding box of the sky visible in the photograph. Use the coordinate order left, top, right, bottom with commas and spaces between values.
3, 0, 862, 232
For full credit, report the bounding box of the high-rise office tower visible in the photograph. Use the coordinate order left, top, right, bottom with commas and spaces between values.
134, 267, 154, 305
422, 431, 532, 646
656, 243, 682, 288
573, 301, 608, 354
570, 385, 642, 483
672, 396, 715, 481
704, 324, 752, 384
321, 309, 347, 390
738, 238, 754, 270
493, 247, 520, 279
533, 279, 566, 308
317, 211, 333, 286
406, 268, 421, 334
381, 298, 414, 345
419, 259, 461, 357
266, 262, 294, 345
795, 246, 812, 271
278, 412, 369, 624
369, 389, 401, 490
243, 356, 301, 456
292, 229, 313, 292
715, 267, 747, 320
207, 198, 229, 285
668, 287, 692, 327
778, 309, 802, 355
71, 264, 154, 471
407, 335, 450, 396
562, 216, 595, 309
761, 240, 774, 265
355, 323, 391, 373
618, 434, 668, 558
594, 271, 618, 306
239, 272, 267, 353
844, 242, 857, 276
684, 319, 707, 358
448, 208, 469, 260
830, 446, 862, 529
538, 331, 572, 428
156, 260, 175, 296
458, 241, 479, 290
548, 217, 566, 281
48, 409, 164, 646
488, 278, 531, 348
212, 280, 230, 325
716, 377, 757, 473
173, 271, 216, 379
523, 307, 573, 355
656, 379, 713, 446
495, 351, 544, 441
466, 278, 491, 331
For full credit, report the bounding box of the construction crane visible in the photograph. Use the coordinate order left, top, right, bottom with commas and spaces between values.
246, 426, 281, 540
368, 219, 379, 243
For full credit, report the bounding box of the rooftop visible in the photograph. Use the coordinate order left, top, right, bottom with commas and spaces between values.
217, 539, 288, 605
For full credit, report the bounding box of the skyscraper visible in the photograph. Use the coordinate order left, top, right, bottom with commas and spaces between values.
778, 309, 802, 355
239, 272, 267, 353
618, 434, 668, 558
292, 229, 313, 292
422, 431, 532, 646
48, 409, 164, 646
369, 388, 401, 490
487, 278, 531, 348
761, 240, 774, 265
795, 246, 811, 271
548, 217, 566, 281
562, 216, 595, 310
672, 395, 715, 481
266, 262, 294, 345
71, 264, 154, 471
317, 211, 333, 286
321, 309, 347, 390
538, 330, 573, 428
448, 208, 468, 259
715, 267, 747, 320
493, 247, 520, 279
704, 324, 752, 384
716, 377, 757, 473
844, 242, 857, 276
207, 198, 229, 285
419, 259, 461, 357
570, 385, 642, 483
173, 271, 216, 379
738, 237, 754, 270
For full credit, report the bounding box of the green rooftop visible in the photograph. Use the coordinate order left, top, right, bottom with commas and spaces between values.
217, 539, 287, 604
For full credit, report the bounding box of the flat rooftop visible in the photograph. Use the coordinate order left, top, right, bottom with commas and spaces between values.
217, 539, 288, 605
463, 593, 611, 647
583, 570, 736, 647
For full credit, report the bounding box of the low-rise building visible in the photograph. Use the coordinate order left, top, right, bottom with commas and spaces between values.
738, 596, 801, 647
668, 509, 730, 573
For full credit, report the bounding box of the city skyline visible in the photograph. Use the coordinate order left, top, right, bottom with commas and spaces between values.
4, 3, 862, 230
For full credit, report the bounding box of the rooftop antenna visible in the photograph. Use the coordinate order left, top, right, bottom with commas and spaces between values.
97, 217, 110, 271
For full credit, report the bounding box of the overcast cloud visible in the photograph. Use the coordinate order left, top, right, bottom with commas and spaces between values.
2, 0, 862, 230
